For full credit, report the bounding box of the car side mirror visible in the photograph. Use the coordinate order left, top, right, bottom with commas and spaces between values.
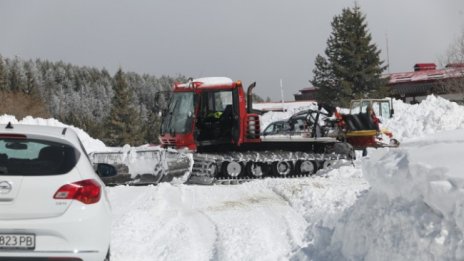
95, 163, 118, 178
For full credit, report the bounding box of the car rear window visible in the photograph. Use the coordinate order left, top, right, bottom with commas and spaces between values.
0, 138, 80, 176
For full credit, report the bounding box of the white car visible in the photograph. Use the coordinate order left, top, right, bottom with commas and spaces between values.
0, 123, 113, 261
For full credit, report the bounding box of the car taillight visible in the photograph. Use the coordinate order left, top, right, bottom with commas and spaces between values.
54, 179, 101, 204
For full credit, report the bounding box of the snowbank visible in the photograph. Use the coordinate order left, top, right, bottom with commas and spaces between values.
314, 130, 464, 260
0, 114, 107, 153
383, 95, 464, 141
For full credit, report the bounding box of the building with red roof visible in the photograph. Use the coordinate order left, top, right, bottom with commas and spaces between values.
294, 63, 464, 104
388, 63, 464, 103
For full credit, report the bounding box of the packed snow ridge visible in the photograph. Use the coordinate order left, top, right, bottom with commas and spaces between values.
1, 95, 464, 260
334, 132, 464, 260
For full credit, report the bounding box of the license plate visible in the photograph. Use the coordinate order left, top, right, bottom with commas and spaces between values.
0, 234, 35, 250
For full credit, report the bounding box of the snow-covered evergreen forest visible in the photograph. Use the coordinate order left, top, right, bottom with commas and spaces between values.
0, 55, 186, 144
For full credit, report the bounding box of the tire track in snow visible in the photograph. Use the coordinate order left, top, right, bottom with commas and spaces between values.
193, 182, 308, 261
197, 210, 221, 261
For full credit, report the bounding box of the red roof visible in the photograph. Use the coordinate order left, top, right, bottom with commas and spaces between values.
387, 64, 464, 85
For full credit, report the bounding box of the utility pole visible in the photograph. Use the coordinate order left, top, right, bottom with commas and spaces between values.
280, 78, 285, 111
386, 33, 391, 73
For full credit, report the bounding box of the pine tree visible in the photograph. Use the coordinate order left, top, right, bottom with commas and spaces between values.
311, 4, 387, 107
104, 69, 144, 146
8, 58, 21, 92
23, 61, 38, 95
143, 110, 160, 144
0, 55, 6, 90
311, 55, 340, 104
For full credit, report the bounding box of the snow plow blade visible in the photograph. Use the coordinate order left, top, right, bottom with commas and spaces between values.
89, 147, 192, 186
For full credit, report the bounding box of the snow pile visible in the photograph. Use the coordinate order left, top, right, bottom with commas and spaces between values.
317, 132, 464, 260
0, 115, 107, 153
383, 95, 464, 140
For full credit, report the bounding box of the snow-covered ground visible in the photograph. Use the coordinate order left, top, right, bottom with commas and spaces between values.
1, 95, 463, 260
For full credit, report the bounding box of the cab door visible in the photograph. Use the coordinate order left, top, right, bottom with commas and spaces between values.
232, 88, 241, 145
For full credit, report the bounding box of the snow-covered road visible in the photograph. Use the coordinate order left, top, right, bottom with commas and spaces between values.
109, 165, 368, 261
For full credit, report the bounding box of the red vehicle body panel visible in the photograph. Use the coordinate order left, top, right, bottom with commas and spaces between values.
346, 136, 377, 149
159, 133, 196, 151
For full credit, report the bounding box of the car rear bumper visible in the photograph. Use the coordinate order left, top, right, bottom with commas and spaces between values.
0, 246, 105, 261
0, 202, 110, 261
0, 251, 97, 261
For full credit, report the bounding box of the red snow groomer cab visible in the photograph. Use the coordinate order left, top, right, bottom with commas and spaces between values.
159, 77, 261, 152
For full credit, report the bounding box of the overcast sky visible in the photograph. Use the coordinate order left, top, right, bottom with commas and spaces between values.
1, 0, 463, 101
